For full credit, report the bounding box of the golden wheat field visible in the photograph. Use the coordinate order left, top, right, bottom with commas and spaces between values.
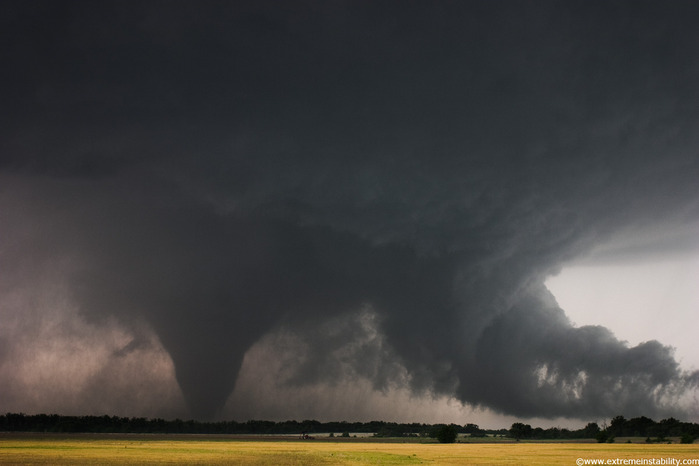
1, 434, 698, 465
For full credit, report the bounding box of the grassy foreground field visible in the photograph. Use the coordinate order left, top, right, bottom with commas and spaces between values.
1, 434, 698, 465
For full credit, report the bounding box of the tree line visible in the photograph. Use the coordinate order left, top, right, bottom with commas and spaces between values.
1, 413, 697, 443
0, 413, 452, 436
509, 416, 698, 443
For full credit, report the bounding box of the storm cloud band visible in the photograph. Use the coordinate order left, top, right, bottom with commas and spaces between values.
1, 1, 698, 421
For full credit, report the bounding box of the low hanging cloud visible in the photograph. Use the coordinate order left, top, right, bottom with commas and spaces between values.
1, 1, 699, 422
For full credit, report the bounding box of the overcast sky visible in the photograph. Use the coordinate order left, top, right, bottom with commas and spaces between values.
1, 1, 698, 427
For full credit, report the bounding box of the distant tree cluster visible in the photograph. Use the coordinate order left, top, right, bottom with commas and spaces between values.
0, 414, 471, 437
509, 421, 608, 441
509, 416, 698, 443
1, 413, 697, 443
434, 424, 458, 443
602, 415, 698, 443
0, 414, 496, 440
0, 414, 377, 435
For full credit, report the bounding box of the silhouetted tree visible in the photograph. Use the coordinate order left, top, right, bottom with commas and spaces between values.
464, 423, 487, 437
582, 422, 600, 438
608, 415, 627, 437
436, 424, 458, 443
509, 422, 533, 440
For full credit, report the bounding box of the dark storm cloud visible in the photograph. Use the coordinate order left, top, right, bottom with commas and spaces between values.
2, 1, 699, 420
468, 286, 694, 419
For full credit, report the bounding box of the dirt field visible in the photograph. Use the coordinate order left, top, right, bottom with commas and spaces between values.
1, 433, 698, 465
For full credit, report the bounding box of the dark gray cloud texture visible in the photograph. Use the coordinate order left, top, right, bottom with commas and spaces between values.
1, 1, 699, 421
